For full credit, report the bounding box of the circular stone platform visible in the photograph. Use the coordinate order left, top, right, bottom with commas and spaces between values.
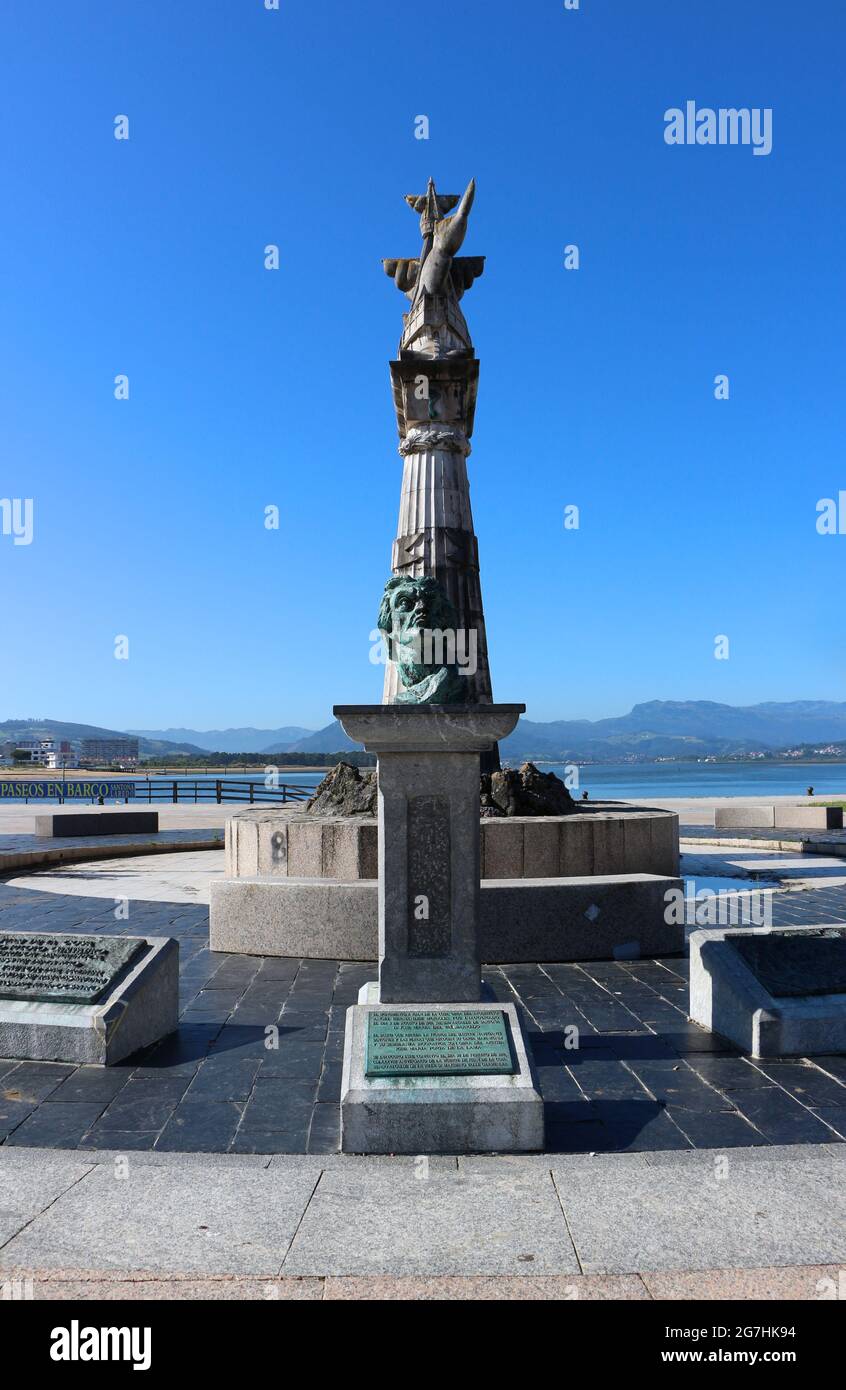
210, 804, 682, 963
224, 803, 679, 882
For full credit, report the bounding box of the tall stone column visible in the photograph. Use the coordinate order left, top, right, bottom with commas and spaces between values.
382, 180, 496, 736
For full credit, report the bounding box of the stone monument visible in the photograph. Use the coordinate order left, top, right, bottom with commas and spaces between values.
382, 178, 493, 721
209, 177, 683, 970
335, 694, 544, 1154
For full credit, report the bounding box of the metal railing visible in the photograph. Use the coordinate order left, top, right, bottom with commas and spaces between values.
126, 779, 314, 805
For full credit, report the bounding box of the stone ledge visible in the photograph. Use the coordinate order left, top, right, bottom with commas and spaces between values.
0, 830, 223, 876
209, 872, 685, 962
715, 805, 844, 831
224, 805, 680, 881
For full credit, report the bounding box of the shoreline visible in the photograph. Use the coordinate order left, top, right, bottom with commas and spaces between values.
0, 766, 331, 778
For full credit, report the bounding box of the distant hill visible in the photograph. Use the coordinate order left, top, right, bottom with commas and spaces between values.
0, 719, 204, 758
289, 722, 361, 755
288, 701, 846, 762
127, 726, 314, 755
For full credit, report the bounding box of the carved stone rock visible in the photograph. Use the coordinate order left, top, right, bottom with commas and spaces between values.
307, 758, 576, 820
306, 763, 377, 817
480, 762, 576, 818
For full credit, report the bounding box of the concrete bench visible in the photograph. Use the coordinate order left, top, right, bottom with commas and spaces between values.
34, 811, 159, 838
714, 805, 843, 831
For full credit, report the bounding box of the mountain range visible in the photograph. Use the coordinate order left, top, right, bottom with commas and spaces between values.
5, 702, 846, 762
277, 701, 846, 761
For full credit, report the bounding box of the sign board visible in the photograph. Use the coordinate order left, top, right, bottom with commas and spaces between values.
0, 780, 136, 800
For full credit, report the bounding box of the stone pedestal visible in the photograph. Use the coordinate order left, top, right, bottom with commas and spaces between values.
335, 704, 522, 1004
341, 998, 543, 1154
333, 703, 544, 1154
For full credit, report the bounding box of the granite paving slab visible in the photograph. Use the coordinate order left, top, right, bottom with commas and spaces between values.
0, 1162, 320, 1275
282, 1166, 578, 1276
0, 1152, 93, 1246
551, 1150, 846, 1273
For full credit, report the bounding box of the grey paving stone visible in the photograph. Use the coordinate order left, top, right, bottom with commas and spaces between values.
240, 1080, 317, 1132
0, 1098, 37, 1141
809, 1107, 846, 1138
35, 1145, 272, 1169
662, 1108, 766, 1149
48, 1068, 132, 1105
5, 879, 846, 1161
0, 1152, 93, 1247
551, 1150, 846, 1273
90, 1091, 179, 1134
1, 1062, 74, 1103
231, 1129, 310, 1154
590, 1099, 692, 1151
683, 1055, 772, 1091
323, 1272, 648, 1300
458, 1151, 649, 1175
734, 1088, 842, 1145
753, 1061, 846, 1109
282, 1167, 577, 1276
79, 1130, 160, 1152
306, 1103, 341, 1155
154, 1100, 243, 1153
4, 1103, 105, 1148
24, 1275, 323, 1300
185, 1058, 260, 1101
0, 1162, 320, 1275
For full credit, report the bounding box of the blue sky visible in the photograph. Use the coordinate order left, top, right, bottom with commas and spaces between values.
1, 0, 843, 732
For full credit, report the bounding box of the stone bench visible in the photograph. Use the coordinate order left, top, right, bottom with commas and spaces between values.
209, 871, 685, 963
34, 811, 159, 838
714, 805, 843, 831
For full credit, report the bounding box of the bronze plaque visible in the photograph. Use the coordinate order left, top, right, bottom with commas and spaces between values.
0, 933, 145, 1005
365, 1009, 516, 1077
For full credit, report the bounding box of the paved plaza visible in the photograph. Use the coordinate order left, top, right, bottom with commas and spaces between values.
2, 860, 846, 1157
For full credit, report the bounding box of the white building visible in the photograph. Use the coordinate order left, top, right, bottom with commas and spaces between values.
10, 738, 76, 769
